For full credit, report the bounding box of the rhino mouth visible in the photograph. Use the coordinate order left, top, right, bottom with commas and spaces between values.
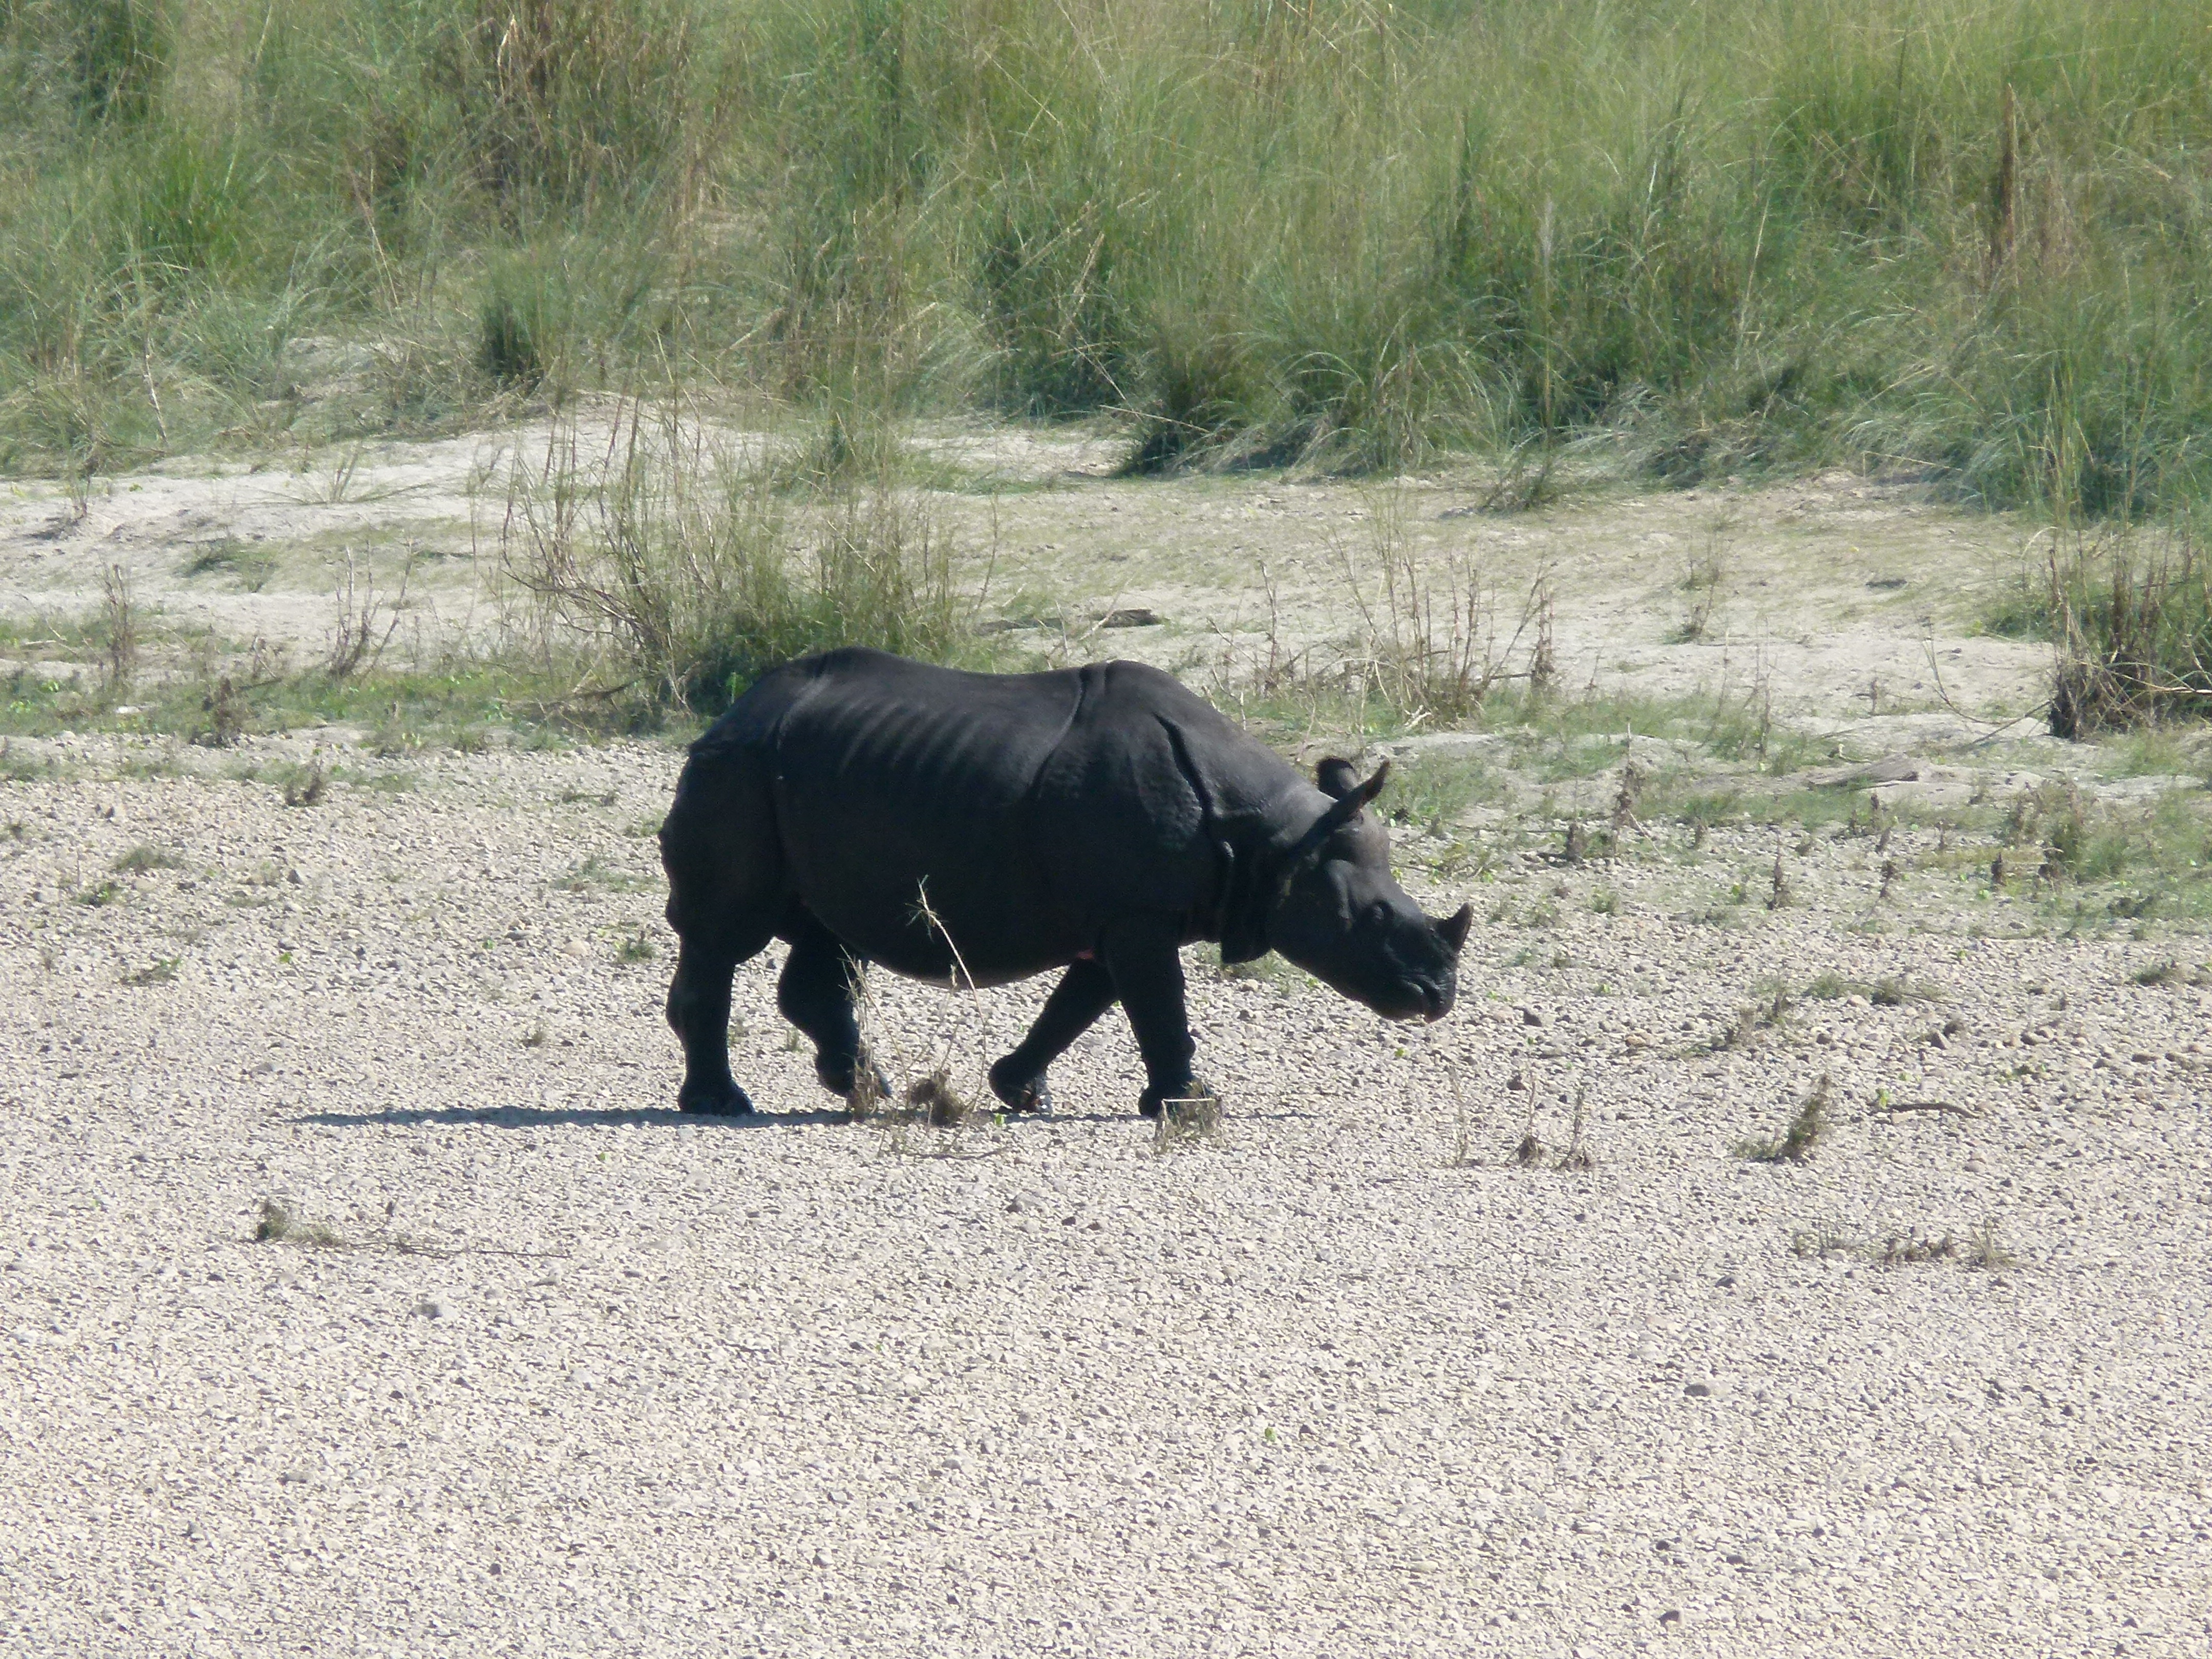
1375, 978, 1453, 1023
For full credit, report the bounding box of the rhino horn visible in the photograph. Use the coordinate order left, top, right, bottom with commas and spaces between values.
1434, 902, 1473, 954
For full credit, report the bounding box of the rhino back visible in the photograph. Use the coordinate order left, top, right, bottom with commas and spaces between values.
702, 650, 1308, 982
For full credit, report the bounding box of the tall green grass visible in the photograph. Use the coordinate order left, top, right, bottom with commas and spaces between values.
4, 0, 2211, 519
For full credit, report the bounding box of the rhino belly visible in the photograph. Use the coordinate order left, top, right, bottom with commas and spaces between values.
774, 780, 1086, 987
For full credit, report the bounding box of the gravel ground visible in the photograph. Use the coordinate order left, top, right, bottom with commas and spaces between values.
3, 732, 2210, 1657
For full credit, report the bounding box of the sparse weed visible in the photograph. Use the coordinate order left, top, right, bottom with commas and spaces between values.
254, 1200, 347, 1250
1736, 1074, 1833, 1164
110, 844, 183, 874
1668, 522, 1729, 644
1792, 1216, 2016, 1271
1557, 1087, 1596, 1173
98, 565, 138, 697
556, 855, 649, 893
1153, 1090, 1225, 1154
282, 760, 328, 808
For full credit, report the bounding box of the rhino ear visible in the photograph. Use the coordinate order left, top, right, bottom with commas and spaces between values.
1434, 902, 1473, 955
1315, 757, 1360, 799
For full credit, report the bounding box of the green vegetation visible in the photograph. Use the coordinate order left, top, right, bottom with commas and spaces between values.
1803, 971, 1942, 1005
0, 1, 2207, 522
109, 842, 183, 872
500, 403, 981, 714
1735, 1072, 1833, 1163
1, 652, 573, 741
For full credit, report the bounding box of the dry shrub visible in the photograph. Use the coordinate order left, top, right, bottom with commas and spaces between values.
500, 401, 968, 714
1736, 1073, 1832, 1164
2047, 525, 2212, 737
1334, 495, 1554, 725
324, 552, 410, 680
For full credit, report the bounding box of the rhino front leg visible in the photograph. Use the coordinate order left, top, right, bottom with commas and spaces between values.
988, 956, 1118, 1113
1100, 922, 1200, 1119
777, 911, 888, 1105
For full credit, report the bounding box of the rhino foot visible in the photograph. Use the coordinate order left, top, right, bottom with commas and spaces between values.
678, 1081, 754, 1116
986, 1059, 1051, 1115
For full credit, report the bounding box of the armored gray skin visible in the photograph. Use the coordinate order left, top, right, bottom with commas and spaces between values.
658, 648, 1472, 1118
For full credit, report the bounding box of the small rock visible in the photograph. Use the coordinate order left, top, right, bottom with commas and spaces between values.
1521, 1007, 1548, 1028
1684, 1380, 1713, 1398
1865, 752, 1922, 783
415, 1298, 448, 1319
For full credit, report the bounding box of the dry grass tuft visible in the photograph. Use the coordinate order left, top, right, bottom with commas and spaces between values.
905, 1068, 976, 1131
282, 759, 329, 809
1153, 1090, 1225, 1154
254, 1199, 347, 1250
1737, 1073, 1833, 1164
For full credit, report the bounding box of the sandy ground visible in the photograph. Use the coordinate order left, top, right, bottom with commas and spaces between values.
1, 414, 2048, 727
3, 426, 2211, 1656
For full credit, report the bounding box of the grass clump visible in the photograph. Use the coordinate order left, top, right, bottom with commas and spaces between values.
1803, 971, 1942, 1005
2045, 527, 2212, 738
1792, 1216, 2015, 1270
253, 1198, 346, 1249
1736, 1073, 1833, 1164
905, 1068, 976, 1132
1152, 1088, 1225, 1155
110, 842, 182, 873
500, 403, 976, 715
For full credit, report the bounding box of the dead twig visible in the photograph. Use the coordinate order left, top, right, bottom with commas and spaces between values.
1867, 1095, 1979, 1119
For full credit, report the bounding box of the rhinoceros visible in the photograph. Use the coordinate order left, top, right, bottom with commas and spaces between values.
657, 648, 1470, 1117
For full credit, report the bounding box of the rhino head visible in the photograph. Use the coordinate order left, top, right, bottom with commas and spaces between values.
1265, 758, 1473, 1022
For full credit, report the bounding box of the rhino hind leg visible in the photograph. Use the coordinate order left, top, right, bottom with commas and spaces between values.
661, 750, 783, 1115
988, 957, 1119, 1113
776, 911, 888, 1105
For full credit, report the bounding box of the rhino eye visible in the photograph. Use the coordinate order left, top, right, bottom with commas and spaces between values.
1367, 901, 1390, 927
